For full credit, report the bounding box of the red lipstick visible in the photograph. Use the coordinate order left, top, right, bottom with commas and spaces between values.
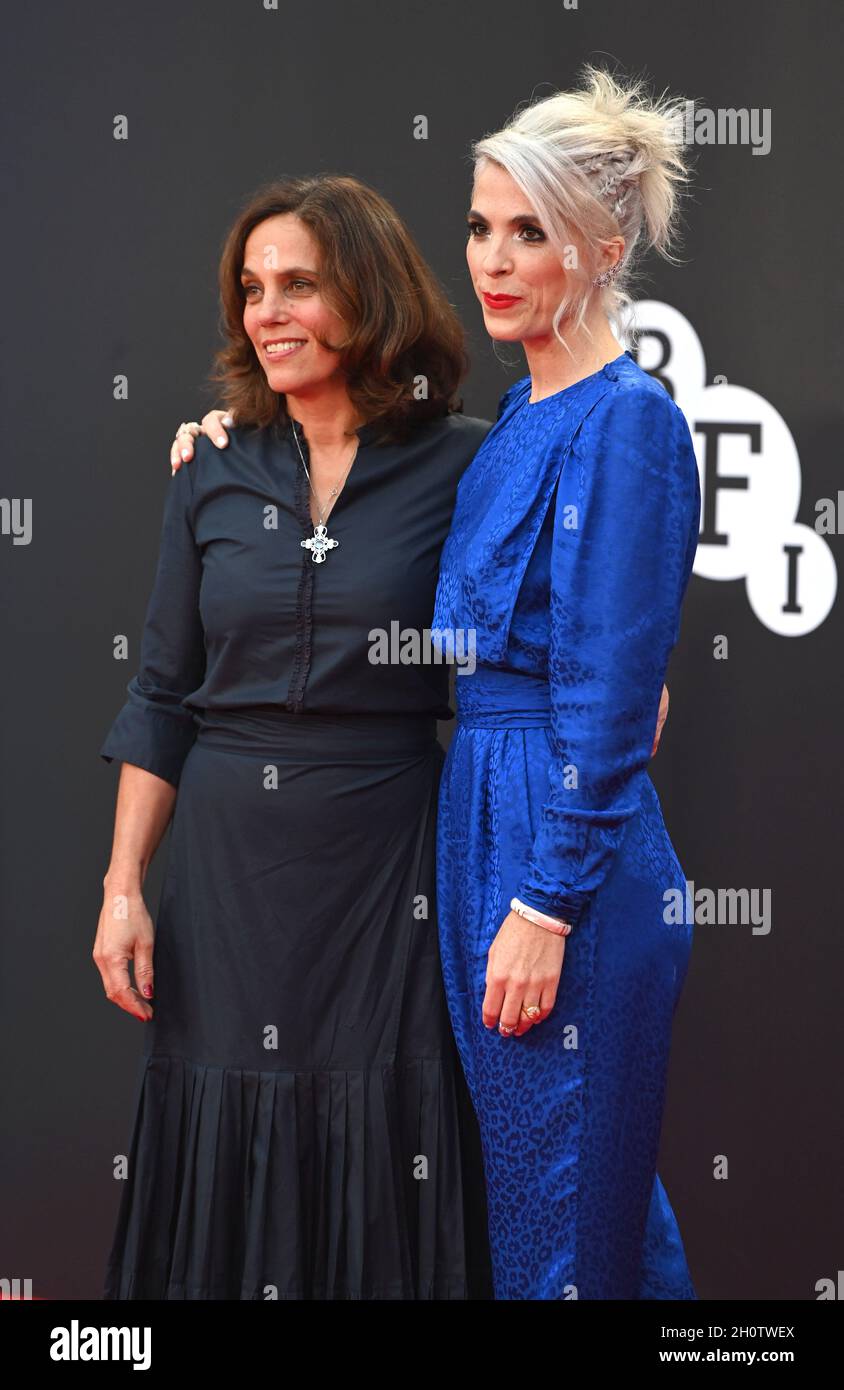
482, 292, 521, 310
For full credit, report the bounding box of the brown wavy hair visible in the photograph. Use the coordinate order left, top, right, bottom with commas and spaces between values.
207, 174, 470, 445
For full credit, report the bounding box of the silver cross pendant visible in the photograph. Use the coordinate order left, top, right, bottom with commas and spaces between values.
301, 523, 339, 563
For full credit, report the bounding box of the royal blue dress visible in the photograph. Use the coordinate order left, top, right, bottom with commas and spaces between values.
432, 350, 700, 1300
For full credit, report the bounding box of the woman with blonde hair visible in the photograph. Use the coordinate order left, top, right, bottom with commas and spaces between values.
168, 63, 699, 1299
433, 65, 700, 1298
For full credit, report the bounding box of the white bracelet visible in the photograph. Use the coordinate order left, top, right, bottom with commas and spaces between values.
510, 896, 573, 937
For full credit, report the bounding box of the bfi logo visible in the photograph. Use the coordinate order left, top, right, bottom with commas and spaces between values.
631, 302, 837, 636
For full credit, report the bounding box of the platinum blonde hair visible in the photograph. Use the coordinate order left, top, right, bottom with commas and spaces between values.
470, 64, 697, 355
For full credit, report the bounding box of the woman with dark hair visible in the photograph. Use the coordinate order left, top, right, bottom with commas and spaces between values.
94, 174, 495, 1300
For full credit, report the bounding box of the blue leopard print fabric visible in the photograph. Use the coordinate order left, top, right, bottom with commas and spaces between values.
432, 350, 700, 1299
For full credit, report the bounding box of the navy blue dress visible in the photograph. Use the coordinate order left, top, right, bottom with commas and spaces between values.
99, 411, 495, 1299
433, 351, 700, 1299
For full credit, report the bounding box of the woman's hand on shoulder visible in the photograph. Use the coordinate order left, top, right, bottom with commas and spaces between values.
170, 408, 236, 473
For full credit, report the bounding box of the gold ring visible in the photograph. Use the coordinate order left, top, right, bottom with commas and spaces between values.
521, 1004, 541, 1020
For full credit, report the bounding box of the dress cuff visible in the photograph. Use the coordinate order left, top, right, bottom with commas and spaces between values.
100, 701, 198, 790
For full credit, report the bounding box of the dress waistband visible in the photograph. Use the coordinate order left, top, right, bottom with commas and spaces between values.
193, 705, 439, 762
455, 669, 552, 728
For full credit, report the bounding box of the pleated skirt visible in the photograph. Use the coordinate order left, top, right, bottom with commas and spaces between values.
102, 707, 492, 1300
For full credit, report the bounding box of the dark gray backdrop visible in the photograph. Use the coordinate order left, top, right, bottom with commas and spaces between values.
2, 0, 841, 1300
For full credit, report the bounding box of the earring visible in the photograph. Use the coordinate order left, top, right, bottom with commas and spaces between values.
593, 261, 622, 288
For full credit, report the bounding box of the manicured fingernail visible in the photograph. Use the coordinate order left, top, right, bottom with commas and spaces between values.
171, 464, 176, 475
181, 448, 191, 460
216, 435, 226, 446
222, 415, 233, 426
142, 985, 152, 997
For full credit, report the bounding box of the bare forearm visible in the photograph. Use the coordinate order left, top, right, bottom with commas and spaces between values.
103, 762, 178, 891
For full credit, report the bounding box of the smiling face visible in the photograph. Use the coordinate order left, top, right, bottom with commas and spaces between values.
241, 214, 349, 397
466, 160, 575, 347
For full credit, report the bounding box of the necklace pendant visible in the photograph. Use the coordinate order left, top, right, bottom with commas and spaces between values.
301, 522, 339, 563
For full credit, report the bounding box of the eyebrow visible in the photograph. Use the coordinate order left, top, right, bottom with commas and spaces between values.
240, 265, 319, 279
466, 208, 541, 226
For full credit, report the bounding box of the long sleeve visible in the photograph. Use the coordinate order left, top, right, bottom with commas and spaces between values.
100, 460, 206, 789
514, 384, 700, 928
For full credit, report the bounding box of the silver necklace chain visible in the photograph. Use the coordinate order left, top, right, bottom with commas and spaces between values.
291, 419, 358, 563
